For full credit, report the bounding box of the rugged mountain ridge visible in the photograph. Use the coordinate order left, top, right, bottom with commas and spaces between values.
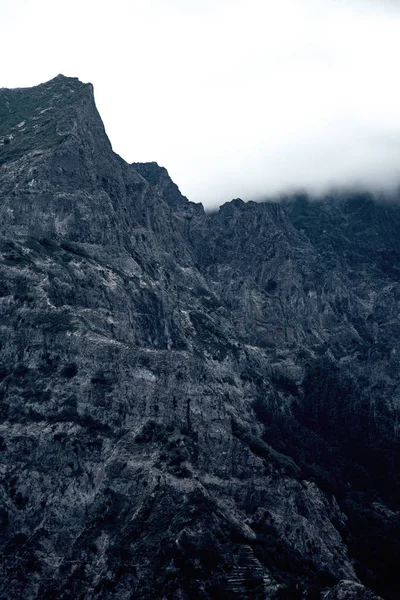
0, 75, 399, 599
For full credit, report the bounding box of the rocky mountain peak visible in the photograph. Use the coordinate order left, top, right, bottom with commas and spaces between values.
0, 74, 96, 165
0, 76, 397, 600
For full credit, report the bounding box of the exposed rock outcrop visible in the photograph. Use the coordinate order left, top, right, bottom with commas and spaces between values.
0, 75, 399, 600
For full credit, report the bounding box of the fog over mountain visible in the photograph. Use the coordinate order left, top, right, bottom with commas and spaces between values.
0, 72, 400, 600
2, 0, 400, 207
1, 2, 400, 598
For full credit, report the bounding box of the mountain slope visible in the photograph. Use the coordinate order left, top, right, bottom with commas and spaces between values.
0, 75, 398, 600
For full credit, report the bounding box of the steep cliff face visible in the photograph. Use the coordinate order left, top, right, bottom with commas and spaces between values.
0, 75, 398, 600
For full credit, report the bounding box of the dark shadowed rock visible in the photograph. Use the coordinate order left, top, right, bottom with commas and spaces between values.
325, 580, 383, 600
0, 75, 399, 600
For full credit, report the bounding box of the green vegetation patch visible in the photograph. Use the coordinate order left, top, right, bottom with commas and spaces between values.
0, 77, 89, 165
231, 418, 301, 477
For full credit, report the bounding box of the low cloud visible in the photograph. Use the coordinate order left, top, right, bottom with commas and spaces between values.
2, 0, 400, 208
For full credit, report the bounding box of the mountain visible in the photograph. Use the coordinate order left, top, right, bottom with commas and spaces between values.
0, 74, 399, 600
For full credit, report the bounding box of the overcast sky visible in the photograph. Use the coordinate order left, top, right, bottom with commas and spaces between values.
1, 0, 400, 208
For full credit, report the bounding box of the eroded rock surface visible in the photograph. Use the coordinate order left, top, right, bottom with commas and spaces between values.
0, 75, 399, 599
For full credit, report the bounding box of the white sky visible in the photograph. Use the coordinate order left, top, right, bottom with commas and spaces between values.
1, 0, 400, 208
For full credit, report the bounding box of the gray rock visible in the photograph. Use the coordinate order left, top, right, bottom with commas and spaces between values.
324, 580, 383, 600
0, 75, 398, 599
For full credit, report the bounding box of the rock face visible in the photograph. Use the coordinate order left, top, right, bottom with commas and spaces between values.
0, 75, 398, 600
